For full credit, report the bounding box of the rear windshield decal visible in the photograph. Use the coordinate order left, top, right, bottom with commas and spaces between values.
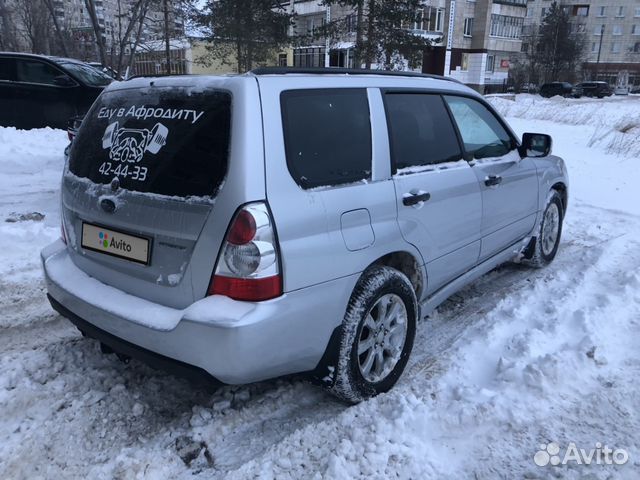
97, 106, 204, 124
70, 88, 231, 198
102, 121, 168, 163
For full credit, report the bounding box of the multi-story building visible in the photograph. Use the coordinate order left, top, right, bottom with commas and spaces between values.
523, 0, 640, 86
288, 0, 527, 93
50, 0, 185, 61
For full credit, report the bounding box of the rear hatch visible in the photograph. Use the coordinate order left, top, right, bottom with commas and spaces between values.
63, 80, 234, 309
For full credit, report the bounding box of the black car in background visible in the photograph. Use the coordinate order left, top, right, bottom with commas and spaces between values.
576, 81, 613, 98
539, 82, 583, 98
0, 52, 112, 130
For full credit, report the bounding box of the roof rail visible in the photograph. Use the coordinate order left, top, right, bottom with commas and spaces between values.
249, 67, 461, 83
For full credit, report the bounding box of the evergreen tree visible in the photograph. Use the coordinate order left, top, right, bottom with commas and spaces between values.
196, 0, 293, 73
530, 1, 585, 81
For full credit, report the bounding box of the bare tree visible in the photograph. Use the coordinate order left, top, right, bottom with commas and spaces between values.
112, 0, 153, 74
0, 0, 20, 51
84, 0, 108, 65
41, 0, 70, 56
14, 0, 52, 53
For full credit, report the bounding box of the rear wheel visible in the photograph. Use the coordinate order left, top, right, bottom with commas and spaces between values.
323, 266, 417, 403
523, 191, 564, 267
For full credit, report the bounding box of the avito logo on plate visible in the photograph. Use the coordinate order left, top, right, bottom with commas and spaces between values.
98, 230, 132, 253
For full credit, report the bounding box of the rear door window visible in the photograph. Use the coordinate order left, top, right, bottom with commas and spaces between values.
15, 59, 62, 85
281, 89, 372, 189
384, 93, 463, 171
69, 87, 231, 198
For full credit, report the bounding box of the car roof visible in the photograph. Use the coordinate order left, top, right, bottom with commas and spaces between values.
0, 51, 87, 65
113, 69, 478, 98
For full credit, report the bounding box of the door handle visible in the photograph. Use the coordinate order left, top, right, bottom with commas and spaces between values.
403, 191, 431, 206
484, 175, 503, 187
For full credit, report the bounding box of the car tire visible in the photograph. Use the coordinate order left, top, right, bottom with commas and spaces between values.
523, 191, 564, 268
323, 266, 417, 404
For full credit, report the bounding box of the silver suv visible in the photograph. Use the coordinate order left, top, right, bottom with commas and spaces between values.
42, 68, 568, 403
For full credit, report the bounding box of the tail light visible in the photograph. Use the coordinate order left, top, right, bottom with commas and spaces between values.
208, 203, 282, 302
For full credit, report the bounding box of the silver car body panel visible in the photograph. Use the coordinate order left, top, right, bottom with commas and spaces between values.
43, 72, 569, 383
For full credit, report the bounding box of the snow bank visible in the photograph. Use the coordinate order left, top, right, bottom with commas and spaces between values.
488, 95, 640, 157
0, 127, 67, 328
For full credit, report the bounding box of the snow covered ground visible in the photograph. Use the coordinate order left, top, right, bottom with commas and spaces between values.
1, 96, 639, 479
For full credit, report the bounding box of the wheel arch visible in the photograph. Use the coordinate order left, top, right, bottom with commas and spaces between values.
309, 249, 425, 385
367, 250, 425, 300
551, 182, 568, 213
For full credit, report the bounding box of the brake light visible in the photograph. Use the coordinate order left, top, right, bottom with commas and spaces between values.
208, 203, 282, 302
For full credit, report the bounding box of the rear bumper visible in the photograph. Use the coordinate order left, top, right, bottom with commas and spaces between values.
42, 240, 356, 384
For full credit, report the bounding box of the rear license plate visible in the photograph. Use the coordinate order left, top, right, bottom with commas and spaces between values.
81, 222, 150, 265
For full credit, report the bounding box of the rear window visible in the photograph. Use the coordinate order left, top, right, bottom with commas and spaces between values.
69, 87, 231, 198
281, 89, 371, 189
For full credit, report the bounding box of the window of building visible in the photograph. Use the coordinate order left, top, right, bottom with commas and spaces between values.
613, 24, 623, 35
278, 53, 288, 67
591, 42, 597, 52
526, 7, 532, 17
541, 7, 548, 18
463, 18, 474, 36
493, 0, 526, 5
415, 6, 444, 31
490, 14, 524, 39
611, 42, 621, 53
293, 47, 326, 68
616, 6, 625, 17
486, 55, 495, 72
384, 94, 463, 169
597, 6, 606, 17
594, 24, 605, 35
303, 14, 325, 35
573, 5, 589, 16
636, 7, 640, 17
414, 8, 424, 30
281, 89, 371, 189
346, 14, 358, 33
434, 7, 445, 32
633, 25, 639, 35
521, 42, 529, 53
461, 53, 469, 71
576, 24, 586, 33
634, 42, 640, 52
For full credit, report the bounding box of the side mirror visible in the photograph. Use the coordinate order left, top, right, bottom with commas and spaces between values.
53, 75, 76, 87
519, 132, 552, 158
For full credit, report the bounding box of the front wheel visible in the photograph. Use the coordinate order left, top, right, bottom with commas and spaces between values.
323, 266, 417, 403
523, 191, 564, 267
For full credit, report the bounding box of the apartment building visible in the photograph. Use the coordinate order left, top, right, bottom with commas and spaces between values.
523, 0, 640, 86
288, 0, 527, 93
